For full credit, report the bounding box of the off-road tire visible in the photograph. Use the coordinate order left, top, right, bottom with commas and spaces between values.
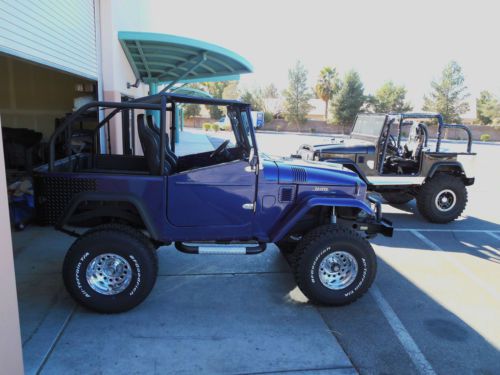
63, 224, 158, 313
382, 191, 414, 204
417, 174, 467, 223
293, 225, 377, 306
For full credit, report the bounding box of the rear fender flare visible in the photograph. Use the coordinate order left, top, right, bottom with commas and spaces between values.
427, 162, 465, 179
56, 192, 159, 240
270, 196, 374, 243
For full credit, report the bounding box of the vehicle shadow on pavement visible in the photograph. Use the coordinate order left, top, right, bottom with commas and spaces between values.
372, 218, 500, 264
319, 254, 500, 375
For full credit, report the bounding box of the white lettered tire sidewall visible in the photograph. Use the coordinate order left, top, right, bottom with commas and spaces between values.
63, 226, 157, 313
294, 226, 377, 306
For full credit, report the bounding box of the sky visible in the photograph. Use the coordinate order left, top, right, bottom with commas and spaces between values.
123, 0, 500, 116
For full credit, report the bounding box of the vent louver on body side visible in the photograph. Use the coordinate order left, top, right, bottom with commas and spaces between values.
291, 167, 307, 183
279, 186, 295, 202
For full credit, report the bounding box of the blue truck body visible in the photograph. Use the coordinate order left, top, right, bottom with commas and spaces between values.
34, 93, 391, 246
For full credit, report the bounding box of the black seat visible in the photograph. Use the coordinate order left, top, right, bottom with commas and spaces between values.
137, 114, 172, 175
146, 115, 178, 170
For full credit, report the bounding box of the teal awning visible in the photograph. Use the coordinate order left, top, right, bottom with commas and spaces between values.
171, 87, 212, 98
118, 31, 253, 87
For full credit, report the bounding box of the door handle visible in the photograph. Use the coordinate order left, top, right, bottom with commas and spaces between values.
242, 203, 254, 210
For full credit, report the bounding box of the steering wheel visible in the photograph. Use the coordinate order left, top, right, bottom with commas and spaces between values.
387, 135, 399, 154
210, 139, 230, 159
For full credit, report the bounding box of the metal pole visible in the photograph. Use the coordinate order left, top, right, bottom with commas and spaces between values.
148, 82, 161, 128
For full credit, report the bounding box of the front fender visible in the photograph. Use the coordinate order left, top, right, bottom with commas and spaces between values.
269, 196, 374, 243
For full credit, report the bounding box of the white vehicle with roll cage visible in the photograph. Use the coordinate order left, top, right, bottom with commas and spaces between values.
296, 112, 476, 223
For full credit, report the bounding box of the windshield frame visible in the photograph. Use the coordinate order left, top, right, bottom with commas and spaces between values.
351, 114, 388, 140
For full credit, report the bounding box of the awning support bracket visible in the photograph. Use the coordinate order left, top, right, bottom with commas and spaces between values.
159, 53, 207, 93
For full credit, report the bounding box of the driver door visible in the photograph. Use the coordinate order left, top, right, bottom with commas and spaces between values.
166, 109, 257, 239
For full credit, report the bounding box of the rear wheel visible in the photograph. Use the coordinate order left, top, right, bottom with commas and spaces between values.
417, 174, 467, 223
62, 224, 158, 313
293, 225, 376, 306
381, 191, 414, 204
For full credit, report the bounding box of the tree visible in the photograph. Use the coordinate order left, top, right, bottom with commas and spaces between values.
369, 81, 413, 113
241, 88, 264, 111
183, 103, 201, 118
331, 70, 365, 127
262, 83, 279, 98
202, 81, 230, 119
283, 61, 313, 126
222, 81, 240, 100
315, 66, 340, 120
422, 61, 470, 123
476, 90, 500, 125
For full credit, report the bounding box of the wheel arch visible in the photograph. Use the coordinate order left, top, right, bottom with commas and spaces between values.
426, 161, 474, 186
56, 192, 160, 240
269, 197, 374, 243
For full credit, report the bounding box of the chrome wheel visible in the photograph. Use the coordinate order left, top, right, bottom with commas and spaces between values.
318, 251, 358, 290
86, 253, 132, 295
435, 189, 457, 212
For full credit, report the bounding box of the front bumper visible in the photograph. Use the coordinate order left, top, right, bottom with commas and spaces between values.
354, 195, 393, 237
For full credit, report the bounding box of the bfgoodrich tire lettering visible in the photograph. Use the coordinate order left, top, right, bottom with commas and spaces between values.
63, 224, 157, 313
293, 225, 376, 306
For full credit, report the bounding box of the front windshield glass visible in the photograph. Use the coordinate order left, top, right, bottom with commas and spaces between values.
351, 114, 386, 137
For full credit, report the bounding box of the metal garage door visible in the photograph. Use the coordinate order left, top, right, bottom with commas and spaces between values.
0, 0, 98, 80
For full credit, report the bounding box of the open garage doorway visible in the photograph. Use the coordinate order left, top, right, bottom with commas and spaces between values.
0, 54, 98, 230
0, 54, 99, 374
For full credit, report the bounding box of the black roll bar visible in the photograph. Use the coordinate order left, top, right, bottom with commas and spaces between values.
159, 95, 167, 174
48, 101, 162, 171
436, 124, 472, 153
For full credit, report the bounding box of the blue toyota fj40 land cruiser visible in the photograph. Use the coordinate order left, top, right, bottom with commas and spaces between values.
34, 93, 392, 313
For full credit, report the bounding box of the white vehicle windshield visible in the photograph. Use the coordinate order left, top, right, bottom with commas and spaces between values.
351, 114, 386, 138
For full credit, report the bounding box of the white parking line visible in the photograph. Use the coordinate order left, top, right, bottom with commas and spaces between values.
370, 285, 436, 375
409, 230, 500, 301
487, 231, 500, 241
396, 228, 500, 233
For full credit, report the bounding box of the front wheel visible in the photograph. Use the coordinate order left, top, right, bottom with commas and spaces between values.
62, 224, 158, 313
293, 225, 377, 306
417, 175, 467, 223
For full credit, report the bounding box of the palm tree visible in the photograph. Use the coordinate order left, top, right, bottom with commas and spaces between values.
315, 66, 340, 121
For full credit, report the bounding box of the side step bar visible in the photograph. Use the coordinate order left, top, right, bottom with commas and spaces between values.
175, 242, 266, 255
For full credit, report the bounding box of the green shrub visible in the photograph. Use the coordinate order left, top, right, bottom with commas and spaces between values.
202, 123, 212, 131
264, 111, 274, 124
211, 123, 220, 132
480, 134, 491, 142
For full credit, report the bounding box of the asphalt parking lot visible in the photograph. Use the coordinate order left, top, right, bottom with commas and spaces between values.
13, 131, 499, 374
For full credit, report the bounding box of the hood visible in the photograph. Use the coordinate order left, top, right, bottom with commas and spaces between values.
262, 156, 364, 187
312, 138, 375, 154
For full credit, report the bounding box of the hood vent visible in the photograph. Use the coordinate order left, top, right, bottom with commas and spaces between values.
291, 167, 307, 183
279, 186, 295, 202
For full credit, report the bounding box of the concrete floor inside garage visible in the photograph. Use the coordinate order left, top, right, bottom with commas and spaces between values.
12, 131, 500, 375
